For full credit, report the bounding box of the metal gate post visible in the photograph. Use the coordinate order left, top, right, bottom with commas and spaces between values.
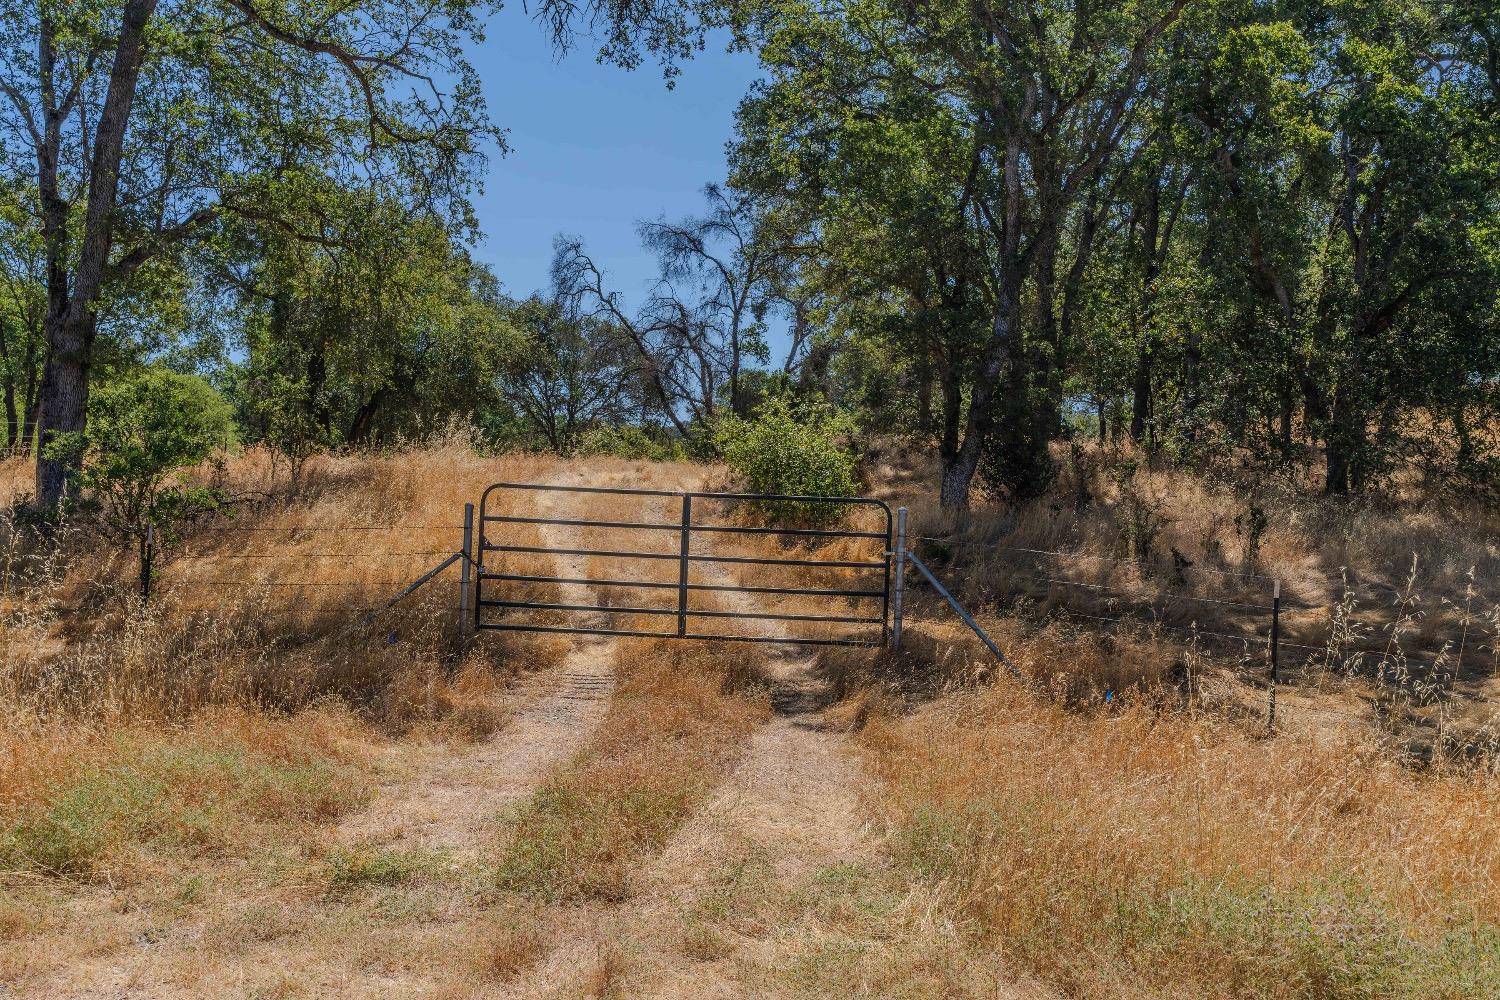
458, 502, 474, 645
677, 494, 692, 637
890, 507, 907, 649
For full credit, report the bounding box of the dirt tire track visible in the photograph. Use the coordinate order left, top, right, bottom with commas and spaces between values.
25, 476, 640, 1000
333, 638, 615, 858
334, 481, 620, 858
498, 528, 881, 998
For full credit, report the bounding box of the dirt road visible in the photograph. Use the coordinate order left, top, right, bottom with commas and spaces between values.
16, 466, 1017, 999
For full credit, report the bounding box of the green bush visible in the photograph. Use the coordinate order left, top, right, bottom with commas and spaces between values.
48, 368, 236, 586
575, 424, 685, 462
713, 397, 860, 522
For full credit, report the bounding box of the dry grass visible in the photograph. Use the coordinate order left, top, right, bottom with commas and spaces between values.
0, 453, 29, 504
845, 643, 1500, 998
466, 921, 549, 983
869, 437, 1500, 656
494, 638, 771, 903
6, 434, 1500, 997
1, 433, 712, 718
0, 438, 593, 949
860, 436, 1500, 754
0, 436, 747, 996
781, 438, 1500, 997
0, 704, 369, 879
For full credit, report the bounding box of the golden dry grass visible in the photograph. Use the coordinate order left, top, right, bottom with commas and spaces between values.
0, 703, 370, 878
0, 438, 793, 997
860, 436, 1500, 757
1, 434, 708, 718
868, 437, 1500, 652
856, 669, 1500, 998
0, 453, 30, 500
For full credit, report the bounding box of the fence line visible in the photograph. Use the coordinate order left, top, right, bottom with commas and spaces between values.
1052, 609, 1266, 650
1010, 579, 1456, 673
920, 540, 1283, 584
1005, 572, 1279, 612
899, 524, 1498, 734
207, 524, 464, 532
176, 551, 456, 559
6, 507, 1489, 723
181, 580, 432, 588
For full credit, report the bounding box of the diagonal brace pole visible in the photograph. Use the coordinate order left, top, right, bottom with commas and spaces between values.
906, 551, 1022, 680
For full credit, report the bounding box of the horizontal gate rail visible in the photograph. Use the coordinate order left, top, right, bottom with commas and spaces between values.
478, 623, 877, 647
482, 543, 882, 570
480, 573, 883, 599
686, 553, 883, 569
480, 599, 881, 625
484, 515, 680, 531
478, 481, 877, 504
485, 543, 680, 561
474, 481, 892, 647
483, 513, 884, 540
681, 524, 887, 539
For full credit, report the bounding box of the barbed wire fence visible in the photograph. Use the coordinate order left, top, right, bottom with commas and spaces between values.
5, 502, 1492, 741
0, 507, 481, 658
907, 538, 1491, 733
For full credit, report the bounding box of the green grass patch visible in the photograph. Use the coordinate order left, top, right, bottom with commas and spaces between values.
324, 846, 451, 893
493, 779, 696, 902
0, 737, 360, 876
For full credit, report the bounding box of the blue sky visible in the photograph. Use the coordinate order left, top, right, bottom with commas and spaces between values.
468, 7, 762, 310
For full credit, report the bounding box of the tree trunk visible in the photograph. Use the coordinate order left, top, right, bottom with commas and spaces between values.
728, 351, 742, 418
3, 381, 17, 451
346, 388, 389, 445
939, 273, 1023, 508
0, 324, 17, 448
796, 337, 835, 395
34, 0, 159, 511
1130, 337, 1153, 444
939, 447, 982, 508
36, 309, 96, 505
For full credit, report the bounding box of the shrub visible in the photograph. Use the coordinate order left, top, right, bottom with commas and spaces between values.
712, 397, 859, 522
575, 424, 684, 462
49, 368, 236, 590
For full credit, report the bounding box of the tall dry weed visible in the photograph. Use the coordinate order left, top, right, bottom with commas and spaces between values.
862, 681, 1500, 998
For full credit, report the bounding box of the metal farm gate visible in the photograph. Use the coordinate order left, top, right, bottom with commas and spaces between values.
473, 483, 893, 647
